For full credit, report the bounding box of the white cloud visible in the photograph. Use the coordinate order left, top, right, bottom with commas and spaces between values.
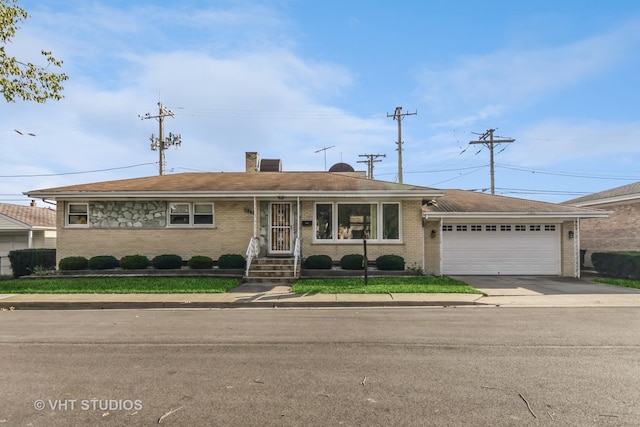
416, 19, 640, 124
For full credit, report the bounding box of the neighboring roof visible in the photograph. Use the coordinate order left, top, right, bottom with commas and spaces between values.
563, 181, 640, 206
25, 172, 442, 200
0, 203, 56, 229
422, 189, 608, 219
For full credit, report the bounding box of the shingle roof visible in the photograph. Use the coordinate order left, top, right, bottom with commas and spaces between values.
26, 172, 440, 197
0, 203, 56, 228
563, 181, 640, 205
423, 189, 606, 217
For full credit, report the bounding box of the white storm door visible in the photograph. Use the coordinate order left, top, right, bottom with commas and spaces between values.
269, 202, 292, 254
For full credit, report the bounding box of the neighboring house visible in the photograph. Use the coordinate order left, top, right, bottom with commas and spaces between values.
564, 182, 640, 267
0, 202, 57, 276
25, 152, 606, 277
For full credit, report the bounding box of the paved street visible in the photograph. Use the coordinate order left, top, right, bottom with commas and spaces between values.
1, 307, 640, 426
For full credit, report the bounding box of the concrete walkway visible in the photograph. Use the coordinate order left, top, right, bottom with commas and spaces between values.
1, 275, 640, 310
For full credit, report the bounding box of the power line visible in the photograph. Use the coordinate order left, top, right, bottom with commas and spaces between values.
497, 164, 640, 180
140, 102, 182, 176
387, 106, 417, 184
357, 153, 386, 179
0, 163, 155, 178
469, 128, 515, 194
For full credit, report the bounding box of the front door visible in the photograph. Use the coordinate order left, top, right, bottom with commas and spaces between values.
269, 202, 292, 254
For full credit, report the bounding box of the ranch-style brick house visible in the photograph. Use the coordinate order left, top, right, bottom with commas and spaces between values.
25, 152, 606, 277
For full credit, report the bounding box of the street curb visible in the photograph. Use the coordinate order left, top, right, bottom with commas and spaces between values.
1, 300, 489, 310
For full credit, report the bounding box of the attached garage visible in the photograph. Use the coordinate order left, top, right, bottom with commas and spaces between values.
422, 190, 610, 277
441, 223, 560, 275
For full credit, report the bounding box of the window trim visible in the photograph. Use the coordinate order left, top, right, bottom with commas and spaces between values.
167, 202, 215, 227
66, 202, 89, 227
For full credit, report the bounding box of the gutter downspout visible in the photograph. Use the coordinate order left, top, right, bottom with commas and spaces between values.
575, 218, 580, 278
297, 196, 301, 241
438, 218, 443, 276
422, 215, 426, 273
28, 230, 33, 248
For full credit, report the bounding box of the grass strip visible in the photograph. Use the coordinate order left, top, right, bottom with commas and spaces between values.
292, 276, 482, 294
0, 277, 241, 294
593, 278, 640, 290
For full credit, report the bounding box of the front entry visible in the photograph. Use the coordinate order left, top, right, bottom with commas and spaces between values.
269, 202, 293, 254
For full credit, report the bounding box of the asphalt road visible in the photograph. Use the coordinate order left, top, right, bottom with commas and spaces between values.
1, 307, 639, 426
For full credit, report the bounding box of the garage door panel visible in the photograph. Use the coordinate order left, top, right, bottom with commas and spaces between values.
442, 226, 560, 275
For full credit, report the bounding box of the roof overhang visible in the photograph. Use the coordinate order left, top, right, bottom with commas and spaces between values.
423, 211, 610, 220
568, 193, 640, 207
26, 190, 443, 201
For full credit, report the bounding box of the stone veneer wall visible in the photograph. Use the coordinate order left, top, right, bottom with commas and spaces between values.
89, 201, 167, 228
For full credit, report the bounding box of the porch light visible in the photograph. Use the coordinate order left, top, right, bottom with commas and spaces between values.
568, 230, 574, 239
431, 229, 437, 239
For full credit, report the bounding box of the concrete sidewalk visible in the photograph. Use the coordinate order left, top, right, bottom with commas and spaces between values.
2, 279, 640, 309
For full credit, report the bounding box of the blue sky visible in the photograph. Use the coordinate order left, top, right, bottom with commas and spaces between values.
3, 0, 640, 205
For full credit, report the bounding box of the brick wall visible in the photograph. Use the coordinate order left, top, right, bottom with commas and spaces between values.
56, 200, 255, 264
579, 200, 640, 267
561, 220, 578, 276
423, 219, 441, 275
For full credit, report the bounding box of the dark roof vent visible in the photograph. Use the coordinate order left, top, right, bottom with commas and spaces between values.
328, 162, 355, 172
260, 159, 282, 172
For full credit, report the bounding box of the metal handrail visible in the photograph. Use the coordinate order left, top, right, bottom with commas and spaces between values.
245, 237, 259, 276
293, 237, 301, 278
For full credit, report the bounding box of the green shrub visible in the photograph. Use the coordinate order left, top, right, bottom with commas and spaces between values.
304, 255, 333, 269
88, 255, 119, 270
340, 254, 364, 270
119, 255, 149, 270
188, 255, 214, 269
375, 254, 405, 271
218, 254, 245, 269
7, 248, 56, 278
152, 254, 183, 269
59, 256, 89, 271
592, 251, 640, 280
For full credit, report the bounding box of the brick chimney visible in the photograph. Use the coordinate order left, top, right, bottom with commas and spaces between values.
245, 152, 259, 173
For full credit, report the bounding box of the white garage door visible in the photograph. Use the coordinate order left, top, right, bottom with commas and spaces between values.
0, 233, 29, 276
442, 224, 560, 275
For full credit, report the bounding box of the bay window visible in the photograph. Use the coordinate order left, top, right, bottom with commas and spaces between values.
314, 202, 400, 242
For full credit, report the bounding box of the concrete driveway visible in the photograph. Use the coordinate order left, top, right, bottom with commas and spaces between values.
452, 274, 640, 296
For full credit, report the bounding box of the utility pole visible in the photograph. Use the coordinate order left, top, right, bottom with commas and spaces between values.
387, 106, 416, 184
468, 129, 515, 194
357, 153, 386, 179
314, 145, 335, 171
139, 102, 182, 175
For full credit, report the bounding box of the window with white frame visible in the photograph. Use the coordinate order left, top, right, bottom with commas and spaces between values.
313, 202, 400, 242
169, 202, 214, 226
67, 203, 88, 226
316, 204, 332, 240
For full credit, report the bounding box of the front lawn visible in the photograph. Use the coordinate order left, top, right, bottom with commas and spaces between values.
593, 278, 640, 290
292, 276, 483, 294
0, 277, 240, 294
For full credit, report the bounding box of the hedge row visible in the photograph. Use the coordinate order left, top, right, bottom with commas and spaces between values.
7, 248, 57, 278
58, 254, 246, 271
304, 254, 405, 270
591, 251, 640, 280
